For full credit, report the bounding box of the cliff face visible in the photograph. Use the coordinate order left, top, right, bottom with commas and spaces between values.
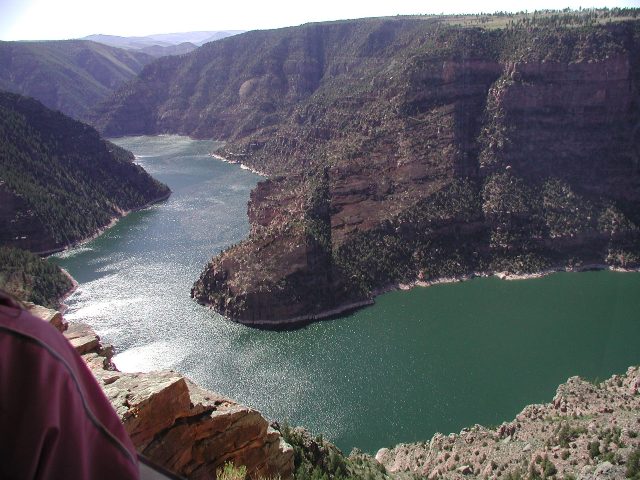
0, 91, 170, 254
97, 16, 640, 325
60, 321, 294, 479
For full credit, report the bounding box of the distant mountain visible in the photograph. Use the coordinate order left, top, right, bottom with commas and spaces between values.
82, 30, 244, 57
0, 90, 170, 254
137, 42, 198, 57
144, 30, 245, 46
0, 40, 152, 120
196, 31, 246, 45
82, 34, 169, 50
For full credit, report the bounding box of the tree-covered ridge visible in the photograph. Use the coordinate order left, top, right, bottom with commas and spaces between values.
0, 40, 153, 120
0, 247, 73, 308
0, 91, 170, 253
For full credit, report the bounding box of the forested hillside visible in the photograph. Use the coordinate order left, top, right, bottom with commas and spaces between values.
0, 91, 170, 254
0, 247, 73, 308
0, 40, 152, 120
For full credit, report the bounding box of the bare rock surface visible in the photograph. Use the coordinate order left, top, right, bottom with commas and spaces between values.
26, 303, 67, 332
63, 321, 294, 479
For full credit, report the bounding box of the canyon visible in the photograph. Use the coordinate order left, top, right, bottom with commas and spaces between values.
94, 14, 640, 325
28, 302, 640, 480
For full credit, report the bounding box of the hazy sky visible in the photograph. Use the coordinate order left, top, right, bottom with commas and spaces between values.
1, 0, 639, 41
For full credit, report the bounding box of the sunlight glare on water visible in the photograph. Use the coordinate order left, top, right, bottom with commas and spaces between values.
54, 135, 640, 453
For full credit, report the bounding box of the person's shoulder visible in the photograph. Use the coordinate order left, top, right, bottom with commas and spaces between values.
0, 302, 73, 358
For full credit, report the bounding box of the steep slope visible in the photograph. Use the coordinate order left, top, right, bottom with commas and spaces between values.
0, 247, 73, 308
377, 367, 640, 479
0, 40, 152, 120
95, 13, 640, 326
0, 91, 170, 254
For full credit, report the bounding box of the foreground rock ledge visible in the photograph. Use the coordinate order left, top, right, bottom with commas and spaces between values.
58, 320, 293, 479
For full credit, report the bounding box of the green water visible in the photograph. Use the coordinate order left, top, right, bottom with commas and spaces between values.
54, 135, 640, 454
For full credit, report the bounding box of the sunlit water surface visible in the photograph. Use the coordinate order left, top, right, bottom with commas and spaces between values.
54, 135, 640, 453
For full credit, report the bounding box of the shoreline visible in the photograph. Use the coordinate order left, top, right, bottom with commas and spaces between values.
389, 262, 640, 294
40, 190, 172, 258
58, 267, 79, 314
210, 152, 268, 177
228, 262, 640, 329
225, 299, 376, 330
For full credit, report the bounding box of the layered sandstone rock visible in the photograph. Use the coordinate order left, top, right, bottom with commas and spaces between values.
26, 303, 67, 332
63, 322, 294, 479
97, 17, 640, 326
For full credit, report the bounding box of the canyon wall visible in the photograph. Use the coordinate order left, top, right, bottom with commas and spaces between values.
97, 17, 640, 326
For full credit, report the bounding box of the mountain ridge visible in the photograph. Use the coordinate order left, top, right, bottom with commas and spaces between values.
0, 39, 153, 120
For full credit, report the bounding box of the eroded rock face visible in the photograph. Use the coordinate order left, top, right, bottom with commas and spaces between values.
63, 322, 294, 479
26, 303, 67, 332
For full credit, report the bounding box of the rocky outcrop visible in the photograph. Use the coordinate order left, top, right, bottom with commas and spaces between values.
376, 368, 640, 479
97, 14, 640, 326
62, 322, 294, 479
26, 303, 67, 332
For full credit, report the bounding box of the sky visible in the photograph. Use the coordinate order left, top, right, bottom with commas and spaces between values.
1, 0, 639, 41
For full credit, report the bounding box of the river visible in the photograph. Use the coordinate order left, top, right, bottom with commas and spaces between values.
53, 135, 640, 454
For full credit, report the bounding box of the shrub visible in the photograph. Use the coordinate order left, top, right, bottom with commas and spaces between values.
588, 441, 600, 459
627, 448, 640, 479
216, 462, 247, 480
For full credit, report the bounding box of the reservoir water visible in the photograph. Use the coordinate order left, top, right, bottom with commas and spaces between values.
54, 136, 640, 454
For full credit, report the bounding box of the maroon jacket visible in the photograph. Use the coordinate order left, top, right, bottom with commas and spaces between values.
0, 301, 140, 479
